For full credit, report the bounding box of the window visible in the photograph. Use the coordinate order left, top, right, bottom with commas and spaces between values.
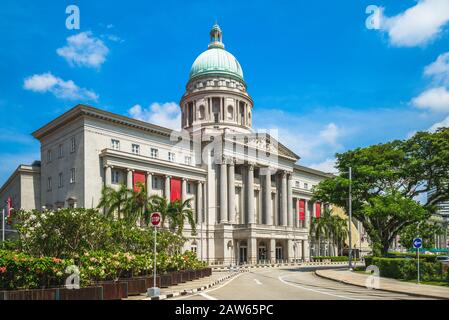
304, 183, 309, 190
185, 156, 192, 166
168, 152, 175, 162
150, 148, 159, 159
187, 183, 193, 194
47, 177, 52, 191
111, 139, 120, 150
58, 144, 64, 158
70, 168, 76, 184
295, 181, 300, 188
58, 172, 63, 188
112, 170, 120, 184
152, 177, 159, 189
47, 150, 52, 163
132, 144, 140, 155
70, 137, 76, 153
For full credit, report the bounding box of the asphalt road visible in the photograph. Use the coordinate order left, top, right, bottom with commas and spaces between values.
170, 267, 434, 300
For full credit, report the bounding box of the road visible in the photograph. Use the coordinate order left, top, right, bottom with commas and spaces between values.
170, 267, 433, 300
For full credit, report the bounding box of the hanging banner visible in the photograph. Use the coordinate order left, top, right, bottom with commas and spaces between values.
133, 171, 146, 192
298, 199, 305, 221
170, 178, 181, 202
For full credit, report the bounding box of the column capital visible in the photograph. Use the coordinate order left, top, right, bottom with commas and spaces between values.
127, 168, 134, 173
247, 163, 256, 171
281, 170, 288, 178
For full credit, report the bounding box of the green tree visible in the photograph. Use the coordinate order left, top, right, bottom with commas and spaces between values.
169, 199, 196, 236
98, 184, 133, 220
399, 218, 445, 251
313, 128, 449, 256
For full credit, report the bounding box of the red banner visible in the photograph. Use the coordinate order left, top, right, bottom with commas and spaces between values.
170, 178, 181, 202
315, 202, 321, 219
133, 171, 146, 192
298, 199, 305, 221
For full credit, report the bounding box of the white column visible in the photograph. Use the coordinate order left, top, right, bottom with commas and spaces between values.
281, 171, 287, 226
249, 237, 257, 264
264, 168, 272, 225
182, 178, 187, 203
269, 238, 276, 263
197, 181, 203, 224
127, 169, 133, 189
164, 176, 171, 200
287, 174, 293, 227
105, 166, 112, 187
294, 198, 299, 228
146, 172, 152, 197
220, 159, 228, 223
228, 160, 236, 223
247, 164, 255, 224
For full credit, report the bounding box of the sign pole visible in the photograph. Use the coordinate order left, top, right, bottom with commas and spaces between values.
153, 223, 157, 289
148, 212, 161, 297
417, 247, 420, 284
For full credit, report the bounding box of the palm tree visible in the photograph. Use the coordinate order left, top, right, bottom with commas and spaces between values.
98, 184, 132, 220
310, 207, 349, 257
168, 199, 196, 236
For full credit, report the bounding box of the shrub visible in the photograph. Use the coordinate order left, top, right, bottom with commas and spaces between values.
0, 250, 73, 290
367, 257, 446, 282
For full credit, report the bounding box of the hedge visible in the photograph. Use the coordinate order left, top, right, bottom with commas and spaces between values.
363, 256, 448, 282
0, 250, 206, 290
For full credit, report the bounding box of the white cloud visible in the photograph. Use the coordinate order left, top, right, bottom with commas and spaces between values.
309, 158, 338, 174
428, 115, 449, 132
412, 86, 449, 112
380, 0, 449, 47
319, 123, 340, 145
128, 102, 181, 130
57, 31, 109, 69
424, 52, 449, 85
23, 72, 98, 101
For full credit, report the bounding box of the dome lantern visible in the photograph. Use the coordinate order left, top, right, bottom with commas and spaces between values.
209, 23, 224, 49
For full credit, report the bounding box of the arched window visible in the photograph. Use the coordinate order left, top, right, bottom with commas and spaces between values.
198, 105, 205, 120
227, 105, 234, 120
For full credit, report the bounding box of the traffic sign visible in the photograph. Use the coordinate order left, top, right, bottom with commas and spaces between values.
413, 238, 422, 249
150, 212, 161, 226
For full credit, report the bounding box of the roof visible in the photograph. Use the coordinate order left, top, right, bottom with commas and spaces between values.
294, 164, 335, 178
32, 104, 175, 140
0, 164, 41, 195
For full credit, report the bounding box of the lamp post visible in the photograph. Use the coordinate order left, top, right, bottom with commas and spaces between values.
348, 167, 353, 270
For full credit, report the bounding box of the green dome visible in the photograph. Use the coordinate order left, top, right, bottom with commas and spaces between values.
189, 47, 244, 81
189, 24, 244, 82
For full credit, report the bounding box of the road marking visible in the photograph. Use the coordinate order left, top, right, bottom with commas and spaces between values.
254, 279, 263, 285
278, 274, 360, 300
171, 272, 245, 300
199, 292, 218, 300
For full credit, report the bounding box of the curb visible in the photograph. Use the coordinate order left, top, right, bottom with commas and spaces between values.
314, 270, 447, 300
212, 262, 349, 271
147, 270, 248, 300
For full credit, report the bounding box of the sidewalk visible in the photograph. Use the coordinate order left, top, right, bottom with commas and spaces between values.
125, 271, 244, 300
316, 269, 449, 299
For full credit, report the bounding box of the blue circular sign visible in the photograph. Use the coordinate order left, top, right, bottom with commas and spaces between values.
413, 238, 423, 249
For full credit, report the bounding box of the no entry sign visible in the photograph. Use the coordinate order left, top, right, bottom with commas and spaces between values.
151, 212, 161, 227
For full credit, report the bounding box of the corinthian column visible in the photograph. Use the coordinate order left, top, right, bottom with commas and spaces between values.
104, 166, 112, 187
287, 174, 293, 227
146, 172, 153, 197
197, 181, 203, 224
281, 171, 288, 226
247, 164, 255, 224
228, 159, 236, 223
127, 169, 133, 189
182, 178, 187, 203
220, 158, 228, 223
264, 168, 272, 225
164, 176, 171, 200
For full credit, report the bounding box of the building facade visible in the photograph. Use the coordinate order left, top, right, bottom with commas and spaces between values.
1, 24, 346, 264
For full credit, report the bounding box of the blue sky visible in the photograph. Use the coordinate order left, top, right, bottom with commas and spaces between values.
1, 0, 449, 184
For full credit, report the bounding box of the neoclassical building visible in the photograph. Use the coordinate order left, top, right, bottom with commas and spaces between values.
0, 24, 339, 264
